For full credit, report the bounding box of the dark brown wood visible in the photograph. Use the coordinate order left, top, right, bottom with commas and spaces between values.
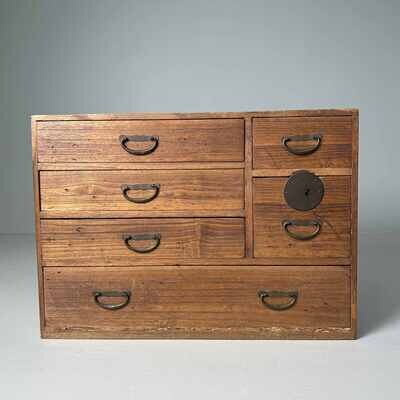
37, 119, 244, 163
253, 176, 351, 260
40, 169, 244, 212
41, 218, 245, 266
253, 116, 353, 169
43, 265, 351, 339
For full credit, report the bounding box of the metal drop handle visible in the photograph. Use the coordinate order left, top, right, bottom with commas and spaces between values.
121, 183, 160, 203
119, 135, 159, 155
258, 290, 298, 311
282, 134, 322, 155
282, 219, 321, 240
123, 233, 161, 253
93, 290, 131, 310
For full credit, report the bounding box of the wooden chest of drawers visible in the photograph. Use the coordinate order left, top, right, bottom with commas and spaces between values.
32, 109, 358, 339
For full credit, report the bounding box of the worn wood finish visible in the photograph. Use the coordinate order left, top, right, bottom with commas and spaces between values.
40, 169, 244, 212
31, 118, 46, 336
350, 110, 359, 338
43, 266, 351, 338
38, 161, 245, 171
253, 176, 351, 259
253, 116, 353, 169
254, 206, 350, 259
32, 109, 357, 122
44, 326, 354, 340
40, 209, 245, 219
40, 218, 350, 266
32, 109, 359, 340
253, 176, 351, 206
244, 117, 253, 257
37, 119, 244, 163
41, 218, 245, 266
38, 254, 351, 266
252, 168, 352, 177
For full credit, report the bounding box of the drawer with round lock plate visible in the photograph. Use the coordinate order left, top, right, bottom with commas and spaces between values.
253, 173, 351, 260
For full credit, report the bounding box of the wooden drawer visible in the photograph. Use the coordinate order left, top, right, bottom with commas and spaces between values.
253, 176, 351, 259
41, 218, 245, 266
43, 266, 351, 338
253, 116, 352, 169
37, 119, 244, 163
40, 169, 244, 213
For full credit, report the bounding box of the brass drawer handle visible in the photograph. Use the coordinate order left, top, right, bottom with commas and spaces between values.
282, 134, 322, 155
282, 219, 321, 240
258, 290, 298, 311
119, 135, 159, 155
121, 183, 160, 203
123, 233, 161, 253
93, 290, 131, 310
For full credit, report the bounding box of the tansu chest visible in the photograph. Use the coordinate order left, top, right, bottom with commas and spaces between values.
32, 109, 358, 339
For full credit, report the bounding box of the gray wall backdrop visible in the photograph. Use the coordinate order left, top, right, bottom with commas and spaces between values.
0, 0, 399, 234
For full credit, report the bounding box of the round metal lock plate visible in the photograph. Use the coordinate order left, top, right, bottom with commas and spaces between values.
284, 170, 324, 211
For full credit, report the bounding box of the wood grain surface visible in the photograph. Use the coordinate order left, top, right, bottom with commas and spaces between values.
253, 176, 351, 259
38, 161, 245, 171
40, 169, 244, 212
43, 265, 351, 338
31, 109, 359, 340
37, 119, 244, 163
31, 117, 46, 334
41, 218, 245, 265
32, 109, 357, 122
253, 116, 352, 169
350, 110, 359, 338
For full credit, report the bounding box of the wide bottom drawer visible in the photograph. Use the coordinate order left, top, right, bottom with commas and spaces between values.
42, 266, 352, 339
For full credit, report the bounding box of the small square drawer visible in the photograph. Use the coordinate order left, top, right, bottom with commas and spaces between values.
253, 176, 351, 260
253, 116, 353, 169
37, 119, 244, 163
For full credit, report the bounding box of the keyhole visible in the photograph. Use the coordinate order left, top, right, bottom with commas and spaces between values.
304, 188, 310, 197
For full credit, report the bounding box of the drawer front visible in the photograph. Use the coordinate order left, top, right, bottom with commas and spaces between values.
41, 218, 245, 266
43, 266, 351, 336
40, 169, 244, 212
253, 176, 351, 259
253, 116, 352, 169
37, 119, 244, 163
